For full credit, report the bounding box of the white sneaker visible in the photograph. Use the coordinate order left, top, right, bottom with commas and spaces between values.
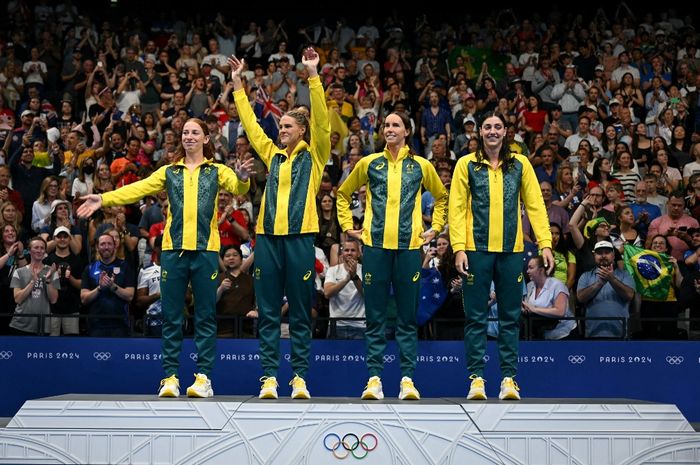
158, 374, 180, 397
259, 376, 279, 399
186, 373, 214, 398
398, 376, 420, 400
499, 377, 520, 400
290, 375, 311, 399
467, 375, 487, 400
361, 376, 384, 400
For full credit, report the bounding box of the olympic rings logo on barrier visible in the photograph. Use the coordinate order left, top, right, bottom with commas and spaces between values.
483, 355, 490, 362
0, 350, 13, 360
323, 432, 378, 459
666, 355, 684, 365
189, 353, 198, 361
93, 352, 111, 361
382, 355, 395, 363
568, 355, 586, 364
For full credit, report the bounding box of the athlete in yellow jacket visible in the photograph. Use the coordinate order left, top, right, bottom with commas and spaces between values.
449, 112, 553, 401
337, 111, 448, 401
229, 48, 329, 400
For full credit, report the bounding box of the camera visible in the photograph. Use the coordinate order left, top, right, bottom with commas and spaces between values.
429, 239, 438, 248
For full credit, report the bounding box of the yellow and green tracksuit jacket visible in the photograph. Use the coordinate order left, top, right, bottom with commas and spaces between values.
337, 145, 448, 249
449, 152, 552, 253
233, 75, 330, 236
101, 159, 249, 252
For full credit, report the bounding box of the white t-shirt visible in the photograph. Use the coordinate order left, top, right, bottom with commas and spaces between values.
137, 264, 161, 313
23, 60, 47, 85
525, 278, 576, 340
326, 263, 365, 328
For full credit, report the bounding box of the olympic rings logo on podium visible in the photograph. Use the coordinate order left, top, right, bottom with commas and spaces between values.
0, 350, 13, 360
323, 432, 378, 459
666, 355, 684, 365
93, 352, 111, 361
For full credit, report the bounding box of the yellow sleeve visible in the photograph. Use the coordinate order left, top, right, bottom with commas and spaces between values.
336, 158, 369, 232
233, 88, 277, 168
309, 76, 330, 167
102, 166, 167, 207
218, 163, 250, 196
419, 159, 448, 233
518, 155, 553, 250
448, 157, 470, 252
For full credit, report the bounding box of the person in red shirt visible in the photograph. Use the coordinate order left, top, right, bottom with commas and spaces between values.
216, 189, 248, 247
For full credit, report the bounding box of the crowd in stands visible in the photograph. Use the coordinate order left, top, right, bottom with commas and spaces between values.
1, 4, 699, 340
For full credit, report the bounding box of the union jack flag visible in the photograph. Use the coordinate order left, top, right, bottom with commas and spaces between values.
254, 86, 282, 140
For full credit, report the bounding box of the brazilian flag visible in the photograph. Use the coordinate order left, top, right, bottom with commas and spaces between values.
623, 244, 675, 302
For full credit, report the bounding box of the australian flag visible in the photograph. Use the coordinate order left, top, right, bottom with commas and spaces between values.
417, 267, 448, 325
254, 86, 283, 141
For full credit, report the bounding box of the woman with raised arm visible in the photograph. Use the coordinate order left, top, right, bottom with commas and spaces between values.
228, 48, 330, 400
77, 118, 252, 399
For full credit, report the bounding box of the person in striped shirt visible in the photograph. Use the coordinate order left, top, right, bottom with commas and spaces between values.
77, 118, 253, 399
449, 111, 553, 401
229, 48, 330, 400
337, 111, 448, 401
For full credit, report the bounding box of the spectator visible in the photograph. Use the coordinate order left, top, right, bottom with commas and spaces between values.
80, 232, 135, 337
522, 255, 577, 340
10, 237, 59, 335
646, 193, 699, 260
629, 181, 662, 241
43, 226, 82, 336
549, 222, 577, 291
1, 224, 28, 333
323, 238, 365, 339
577, 240, 635, 338
0, 165, 24, 216
216, 244, 256, 338
638, 234, 684, 339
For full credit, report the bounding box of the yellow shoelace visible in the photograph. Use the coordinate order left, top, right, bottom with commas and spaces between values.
289, 376, 306, 389
503, 378, 520, 391
192, 374, 208, 387
365, 377, 381, 390
469, 374, 485, 388
259, 376, 278, 388
160, 375, 178, 387
401, 379, 415, 391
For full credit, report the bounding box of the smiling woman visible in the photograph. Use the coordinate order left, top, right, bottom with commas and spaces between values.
449, 112, 553, 401
76, 118, 253, 400
229, 47, 330, 400
336, 111, 448, 401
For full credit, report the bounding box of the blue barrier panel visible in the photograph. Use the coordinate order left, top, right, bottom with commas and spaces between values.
1, 337, 698, 421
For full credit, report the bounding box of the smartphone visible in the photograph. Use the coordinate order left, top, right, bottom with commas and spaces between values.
97, 61, 104, 68
429, 239, 438, 248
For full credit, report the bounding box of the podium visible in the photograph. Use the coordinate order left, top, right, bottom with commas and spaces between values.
2, 395, 700, 464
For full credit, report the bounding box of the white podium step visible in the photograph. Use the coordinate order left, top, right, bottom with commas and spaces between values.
1, 395, 700, 464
